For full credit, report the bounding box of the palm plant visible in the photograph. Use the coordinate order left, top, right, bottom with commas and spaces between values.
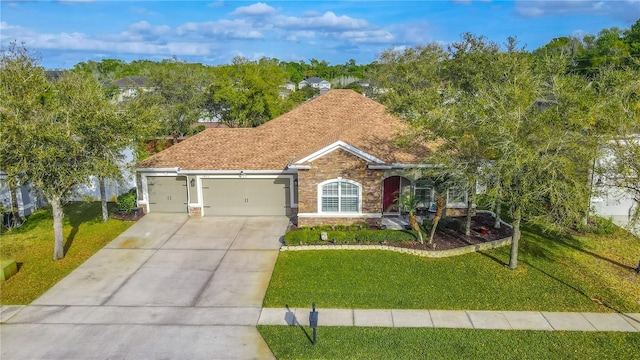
396, 193, 424, 244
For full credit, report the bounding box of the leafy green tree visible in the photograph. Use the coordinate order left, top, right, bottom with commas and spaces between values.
484, 53, 597, 269
1, 44, 126, 260
141, 58, 208, 143
594, 67, 640, 232
204, 57, 288, 128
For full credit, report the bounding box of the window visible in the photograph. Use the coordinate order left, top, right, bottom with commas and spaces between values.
414, 179, 433, 208
320, 180, 360, 212
447, 187, 467, 206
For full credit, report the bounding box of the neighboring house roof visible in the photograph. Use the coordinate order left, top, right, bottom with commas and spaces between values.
137, 90, 433, 171
111, 76, 149, 88
45, 70, 66, 81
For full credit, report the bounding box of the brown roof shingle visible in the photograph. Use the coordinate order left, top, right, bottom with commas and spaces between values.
137, 90, 433, 170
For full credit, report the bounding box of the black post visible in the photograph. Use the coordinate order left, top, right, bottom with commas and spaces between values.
309, 302, 318, 345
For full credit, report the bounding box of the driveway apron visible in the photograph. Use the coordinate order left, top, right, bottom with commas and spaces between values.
1, 213, 289, 360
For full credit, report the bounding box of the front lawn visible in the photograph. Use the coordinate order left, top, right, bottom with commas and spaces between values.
0, 202, 133, 304
258, 326, 640, 359
264, 223, 640, 312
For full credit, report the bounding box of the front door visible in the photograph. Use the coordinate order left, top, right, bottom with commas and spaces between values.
383, 176, 401, 212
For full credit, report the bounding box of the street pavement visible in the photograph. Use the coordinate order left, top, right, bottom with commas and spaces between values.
1, 214, 289, 360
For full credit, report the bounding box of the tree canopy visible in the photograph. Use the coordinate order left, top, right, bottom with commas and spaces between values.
1, 43, 138, 260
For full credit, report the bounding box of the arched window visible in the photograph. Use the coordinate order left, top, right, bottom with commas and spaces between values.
319, 179, 361, 213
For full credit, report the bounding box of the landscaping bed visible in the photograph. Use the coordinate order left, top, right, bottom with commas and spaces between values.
285, 212, 512, 251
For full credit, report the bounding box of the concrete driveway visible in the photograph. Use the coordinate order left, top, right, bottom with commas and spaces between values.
1, 214, 289, 359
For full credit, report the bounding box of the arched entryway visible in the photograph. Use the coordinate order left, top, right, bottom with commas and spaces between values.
382, 176, 411, 213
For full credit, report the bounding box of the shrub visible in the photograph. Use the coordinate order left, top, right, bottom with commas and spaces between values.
578, 216, 618, 236
116, 189, 137, 214
283, 228, 419, 245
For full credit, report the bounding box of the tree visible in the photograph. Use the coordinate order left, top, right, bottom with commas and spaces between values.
375, 34, 502, 236
375, 36, 600, 270
141, 58, 208, 143
484, 53, 597, 269
594, 67, 640, 232
396, 193, 424, 244
204, 57, 289, 128
0, 44, 125, 260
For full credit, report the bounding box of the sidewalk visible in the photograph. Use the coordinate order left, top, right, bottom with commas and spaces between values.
258, 307, 640, 332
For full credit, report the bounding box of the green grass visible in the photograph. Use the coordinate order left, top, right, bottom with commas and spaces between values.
0, 202, 133, 304
258, 326, 640, 360
264, 223, 640, 312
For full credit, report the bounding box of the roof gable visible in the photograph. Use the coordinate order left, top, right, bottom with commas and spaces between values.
295, 141, 385, 165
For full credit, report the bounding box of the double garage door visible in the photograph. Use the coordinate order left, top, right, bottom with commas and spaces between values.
147, 176, 290, 215
202, 178, 290, 216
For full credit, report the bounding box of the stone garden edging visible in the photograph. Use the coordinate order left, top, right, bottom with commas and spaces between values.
281, 210, 513, 258
279, 235, 512, 258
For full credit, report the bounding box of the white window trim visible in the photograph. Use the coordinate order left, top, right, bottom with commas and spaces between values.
317, 178, 362, 214
446, 187, 468, 208
413, 179, 435, 209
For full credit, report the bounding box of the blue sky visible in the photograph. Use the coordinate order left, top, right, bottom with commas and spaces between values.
1, 1, 639, 69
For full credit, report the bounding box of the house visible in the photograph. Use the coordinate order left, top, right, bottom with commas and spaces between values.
0, 172, 45, 226
110, 76, 150, 102
298, 77, 331, 93
591, 136, 639, 235
278, 81, 297, 99
135, 90, 469, 227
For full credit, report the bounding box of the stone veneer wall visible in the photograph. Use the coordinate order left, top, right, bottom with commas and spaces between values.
189, 206, 202, 217
297, 149, 382, 227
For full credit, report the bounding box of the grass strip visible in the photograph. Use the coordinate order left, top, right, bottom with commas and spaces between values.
258, 326, 640, 360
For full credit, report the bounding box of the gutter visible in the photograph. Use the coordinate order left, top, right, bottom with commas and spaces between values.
368, 163, 443, 170
134, 167, 180, 173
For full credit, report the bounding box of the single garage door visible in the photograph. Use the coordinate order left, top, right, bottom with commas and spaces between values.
202, 178, 290, 216
147, 176, 188, 213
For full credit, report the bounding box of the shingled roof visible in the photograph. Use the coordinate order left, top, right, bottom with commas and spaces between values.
137, 89, 432, 171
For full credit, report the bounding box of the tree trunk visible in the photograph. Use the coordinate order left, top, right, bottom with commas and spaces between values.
494, 196, 502, 229
51, 196, 65, 260
509, 205, 521, 270
429, 196, 445, 245
99, 177, 108, 222
465, 188, 473, 236
409, 214, 423, 244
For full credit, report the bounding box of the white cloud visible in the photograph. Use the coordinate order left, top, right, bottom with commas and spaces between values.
277, 11, 370, 31
0, 21, 211, 57
231, 2, 276, 16
208, 1, 224, 8
515, 0, 640, 22
177, 19, 264, 39
336, 30, 394, 44
285, 30, 315, 41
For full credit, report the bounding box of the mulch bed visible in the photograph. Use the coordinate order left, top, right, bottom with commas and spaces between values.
389, 213, 512, 251
111, 208, 145, 221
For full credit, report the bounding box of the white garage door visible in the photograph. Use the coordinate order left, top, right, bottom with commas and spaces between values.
202, 178, 290, 216
147, 176, 188, 213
